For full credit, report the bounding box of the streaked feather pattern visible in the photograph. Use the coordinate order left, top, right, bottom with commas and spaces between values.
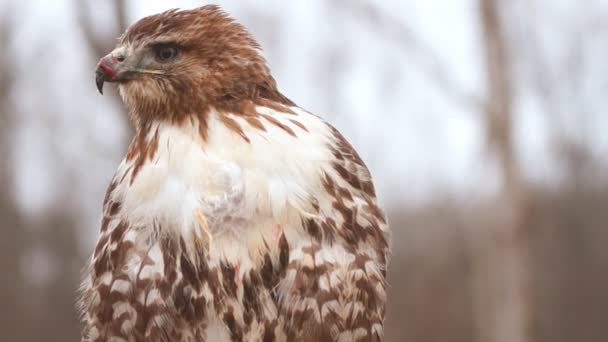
80, 5, 389, 342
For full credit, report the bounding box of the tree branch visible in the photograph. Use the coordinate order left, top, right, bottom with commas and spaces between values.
74, 0, 131, 135
75, 0, 129, 58
331, 0, 484, 112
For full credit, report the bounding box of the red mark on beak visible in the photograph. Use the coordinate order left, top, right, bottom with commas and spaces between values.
97, 58, 118, 80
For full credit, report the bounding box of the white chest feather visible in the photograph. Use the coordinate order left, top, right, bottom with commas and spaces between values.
112, 106, 333, 258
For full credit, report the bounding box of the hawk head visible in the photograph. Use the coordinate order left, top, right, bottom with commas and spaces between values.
95, 5, 288, 126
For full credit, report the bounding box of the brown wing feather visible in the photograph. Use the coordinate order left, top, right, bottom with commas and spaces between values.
278, 124, 390, 341
79, 175, 186, 342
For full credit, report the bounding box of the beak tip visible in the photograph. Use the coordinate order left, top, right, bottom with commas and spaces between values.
95, 75, 105, 95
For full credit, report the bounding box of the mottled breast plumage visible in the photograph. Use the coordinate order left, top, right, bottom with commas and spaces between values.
79, 5, 389, 342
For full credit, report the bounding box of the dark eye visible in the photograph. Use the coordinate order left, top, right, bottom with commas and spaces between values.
155, 45, 179, 62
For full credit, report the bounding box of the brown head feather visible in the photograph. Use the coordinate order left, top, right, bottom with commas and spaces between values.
116, 5, 293, 129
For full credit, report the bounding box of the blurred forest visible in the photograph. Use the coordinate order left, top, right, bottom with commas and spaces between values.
1, 0, 608, 341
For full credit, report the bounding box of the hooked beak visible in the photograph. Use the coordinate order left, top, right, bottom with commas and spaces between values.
95, 47, 165, 94
95, 47, 127, 95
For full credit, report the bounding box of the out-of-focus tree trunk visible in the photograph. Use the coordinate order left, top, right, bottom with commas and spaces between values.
0, 14, 26, 340
472, 1, 534, 342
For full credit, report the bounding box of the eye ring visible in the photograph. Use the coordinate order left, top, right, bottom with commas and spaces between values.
155, 45, 179, 62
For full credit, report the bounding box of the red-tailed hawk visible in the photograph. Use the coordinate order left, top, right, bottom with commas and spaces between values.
79, 5, 390, 342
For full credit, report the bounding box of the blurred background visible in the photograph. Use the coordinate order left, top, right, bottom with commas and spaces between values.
1, 0, 607, 341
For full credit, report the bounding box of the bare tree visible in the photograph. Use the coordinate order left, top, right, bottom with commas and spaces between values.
471, 1, 534, 342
